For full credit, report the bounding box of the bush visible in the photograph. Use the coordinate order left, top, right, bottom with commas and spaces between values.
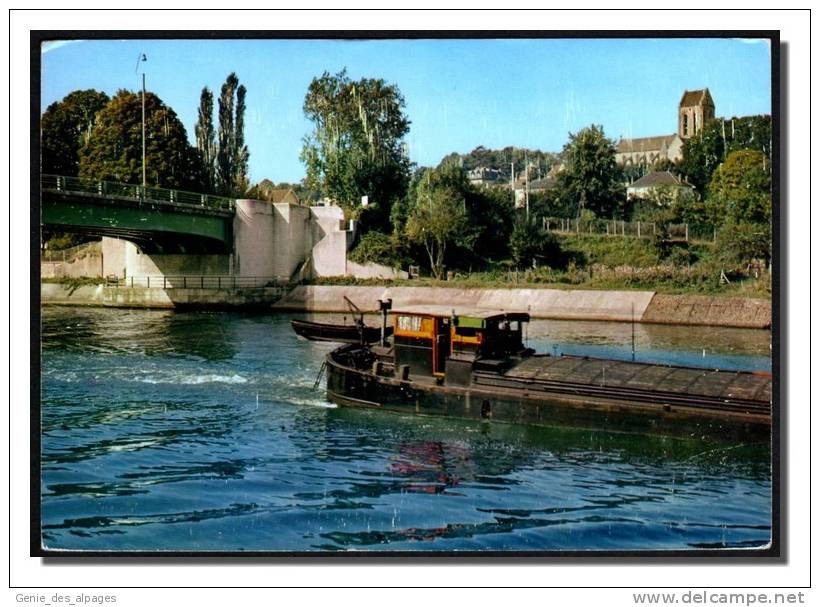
667, 245, 694, 267
715, 221, 772, 269
348, 230, 409, 269
509, 218, 564, 269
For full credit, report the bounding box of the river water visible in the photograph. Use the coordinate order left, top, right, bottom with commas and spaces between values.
40, 307, 772, 553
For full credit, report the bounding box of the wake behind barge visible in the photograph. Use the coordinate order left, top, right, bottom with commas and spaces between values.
323, 304, 772, 441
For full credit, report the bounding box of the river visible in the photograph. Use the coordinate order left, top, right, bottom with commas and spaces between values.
40, 306, 772, 552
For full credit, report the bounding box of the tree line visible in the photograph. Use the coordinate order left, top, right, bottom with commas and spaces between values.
41, 73, 250, 198
301, 70, 772, 277
42, 68, 772, 276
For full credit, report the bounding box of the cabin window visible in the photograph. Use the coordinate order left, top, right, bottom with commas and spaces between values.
397, 315, 422, 332
455, 326, 478, 337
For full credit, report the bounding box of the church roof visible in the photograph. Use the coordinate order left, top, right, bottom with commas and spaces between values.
616, 134, 678, 154
628, 171, 693, 189
679, 88, 714, 108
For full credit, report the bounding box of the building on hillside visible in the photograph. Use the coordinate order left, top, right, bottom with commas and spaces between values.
513, 176, 556, 209
626, 171, 695, 202
615, 88, 715, 167
616, 134, 684, 167
467, 166, 505, 186
249, 179, 301, 205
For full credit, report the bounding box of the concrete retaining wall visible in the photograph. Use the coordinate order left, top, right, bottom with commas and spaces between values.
346, 261, 409, 280
41, 283, 772, 328
41, 254, 103, 279
41, 283, 108, 306
273, 285, 655, 322
641, 293, 772, 329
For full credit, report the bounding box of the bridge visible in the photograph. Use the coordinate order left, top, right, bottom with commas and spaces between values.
41, 175, 236, 254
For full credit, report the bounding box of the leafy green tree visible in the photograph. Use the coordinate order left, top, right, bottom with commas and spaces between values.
41, 89, 110, 175
679, 115, 771, 195
195, 87, 216, 191
78, 90, 204, 190
509, 216, 563, 269
707, 149, 771, 225
216, 73, 250, 196
404, 167, 473, 279
469, 185, 515, 262
393, 162, 513, 268
300, 69, 411, 228
554, 124, 625, 219
529, 187, 576, 219
716, 221, 771, 268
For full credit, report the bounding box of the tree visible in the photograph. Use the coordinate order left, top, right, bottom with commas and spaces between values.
404, 167, 473, 279
707, 149, 771, 225
679, 115, 771, 195
41, 89, 110, 176
78, 90, 204, 190
195, 87, 216, 191
300, 69, 411, 228
215, 73, 250, 196
234, 83, 250, 192
509, 217, 563, 269
716, 221, 771, 268
554, 125, 625, 219
468, 185, 515, 262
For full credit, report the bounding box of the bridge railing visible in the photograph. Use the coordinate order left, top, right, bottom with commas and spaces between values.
107, 275, 284, 289
42, 174, 235, 212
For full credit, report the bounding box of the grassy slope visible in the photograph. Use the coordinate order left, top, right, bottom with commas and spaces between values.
312, 234, 771, 299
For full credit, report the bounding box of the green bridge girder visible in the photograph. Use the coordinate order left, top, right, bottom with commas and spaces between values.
41, 178, 235, 254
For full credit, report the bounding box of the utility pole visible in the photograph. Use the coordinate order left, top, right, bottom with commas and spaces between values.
511, 160, 515, 207
525, 153, 530, 221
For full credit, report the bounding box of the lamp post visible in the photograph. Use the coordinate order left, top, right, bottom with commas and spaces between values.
135, 53, 147, 188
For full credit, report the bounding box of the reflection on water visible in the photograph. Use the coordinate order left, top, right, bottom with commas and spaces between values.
40, 307, 772, 552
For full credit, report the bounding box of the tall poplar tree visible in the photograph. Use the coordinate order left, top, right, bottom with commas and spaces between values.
215, 72, 249, 196
194, 87, 216, 191
234, 84, 249, 193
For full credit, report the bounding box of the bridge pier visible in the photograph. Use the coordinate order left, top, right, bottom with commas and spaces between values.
101, 238, 232, 279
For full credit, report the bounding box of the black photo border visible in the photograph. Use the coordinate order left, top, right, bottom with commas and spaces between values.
28, 28, 783, 565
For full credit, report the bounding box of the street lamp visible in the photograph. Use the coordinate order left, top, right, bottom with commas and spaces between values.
135, 53, 147, 188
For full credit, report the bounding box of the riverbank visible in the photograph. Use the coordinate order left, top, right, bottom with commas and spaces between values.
40, 282, 771, 329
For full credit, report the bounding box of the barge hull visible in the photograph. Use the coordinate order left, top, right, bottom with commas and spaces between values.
326, 354, 771, 442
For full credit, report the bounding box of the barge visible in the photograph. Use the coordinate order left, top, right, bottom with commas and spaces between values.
323, 303, 772, 441
291, 318, 389, 344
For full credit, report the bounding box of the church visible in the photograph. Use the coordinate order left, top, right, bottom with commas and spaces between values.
615, 88, 715, 167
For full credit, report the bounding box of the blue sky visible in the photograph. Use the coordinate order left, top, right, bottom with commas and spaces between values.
41, 37, 772, 185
